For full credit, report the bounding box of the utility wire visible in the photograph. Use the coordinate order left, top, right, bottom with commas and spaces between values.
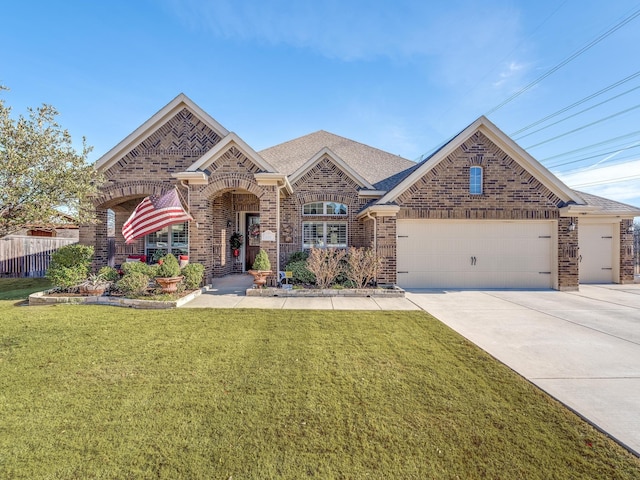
547, 143, 640, 168
514, 84, 640, 141
556, 155, 640, 174
510, 71, 640, 136
484, 7, 640, 116
540, 129, 640, 161
525, 103, 640, 149
570, 174, 640, 188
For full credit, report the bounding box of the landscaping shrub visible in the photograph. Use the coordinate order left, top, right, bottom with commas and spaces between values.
287, 251, 309, 263
121, 261, 155, 277
306, 248, 347, 289
155, 254, 181, 278
45, 244, 94, 289
251, 249, 271, 271
116, 271, 149, 297
345, 247, 381, 288
181, 263, 205, 289
284, 260, 316, 285
97, 266, 120, 282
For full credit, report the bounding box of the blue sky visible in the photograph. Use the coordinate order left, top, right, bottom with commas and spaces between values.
2, 0, 639, 213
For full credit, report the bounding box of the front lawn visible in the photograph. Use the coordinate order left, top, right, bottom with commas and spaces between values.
1, 293, 639, 478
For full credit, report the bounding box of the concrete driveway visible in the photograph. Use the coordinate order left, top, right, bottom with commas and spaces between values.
405, 284, 640, 456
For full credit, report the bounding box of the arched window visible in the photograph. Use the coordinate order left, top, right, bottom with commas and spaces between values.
470, 166, 483, 195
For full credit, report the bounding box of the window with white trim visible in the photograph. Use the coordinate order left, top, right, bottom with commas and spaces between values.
146, 222, 189, 260
303, 222, 347, 248
303, 201, 347, 216
470, 166, 483, 195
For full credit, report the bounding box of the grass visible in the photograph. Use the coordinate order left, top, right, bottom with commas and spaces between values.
1, 281, 639, 478
0, 277, 51, 301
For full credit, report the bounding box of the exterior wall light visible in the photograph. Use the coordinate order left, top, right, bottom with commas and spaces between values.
568, 222, 576, 232
629, 225, 635, 233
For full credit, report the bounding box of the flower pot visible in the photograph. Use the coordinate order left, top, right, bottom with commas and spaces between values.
80, 284, 107, 296
155, 276, 184, 293
248, 270, 271, 287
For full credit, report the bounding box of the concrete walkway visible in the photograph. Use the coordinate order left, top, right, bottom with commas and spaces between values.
183, 274, 420, 310
406, 284, 640, 456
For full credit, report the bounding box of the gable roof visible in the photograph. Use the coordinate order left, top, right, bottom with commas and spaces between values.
377, 116, 584, 206
94, 93, 229, 172
288, 147, 375, 189
259, 130, 416, 188
185, 132, 277, 174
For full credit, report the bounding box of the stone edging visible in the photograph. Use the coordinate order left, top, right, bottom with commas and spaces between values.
245, 286, 405, 297
28, 288, 205, 309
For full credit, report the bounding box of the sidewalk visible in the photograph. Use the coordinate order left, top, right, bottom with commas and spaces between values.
181, 274, 420, 310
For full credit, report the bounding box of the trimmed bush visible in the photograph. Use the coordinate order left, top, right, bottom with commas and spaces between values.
117, 272, 149, 297
284, 260, 315, 285
156, 254, 181, 278
121, 261, 155, 277
287, 251, 309, 264
46, 244, 94, 289
97, 266, 120, 282
251, 249, 271, 271
181, 263, 205, 290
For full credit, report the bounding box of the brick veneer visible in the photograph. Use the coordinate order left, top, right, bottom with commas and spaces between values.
391, 131, 579, 290
621, 219, 635, 283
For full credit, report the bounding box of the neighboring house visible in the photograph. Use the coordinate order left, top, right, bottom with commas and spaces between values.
80, 94, 640, 290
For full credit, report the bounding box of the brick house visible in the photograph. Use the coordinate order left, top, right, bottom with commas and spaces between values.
80, 94, 639, 290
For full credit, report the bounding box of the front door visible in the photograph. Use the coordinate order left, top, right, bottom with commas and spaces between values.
245, 213, 260, 270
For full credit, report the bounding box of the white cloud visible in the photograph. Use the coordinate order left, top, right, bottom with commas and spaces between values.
555, 159, 640, 207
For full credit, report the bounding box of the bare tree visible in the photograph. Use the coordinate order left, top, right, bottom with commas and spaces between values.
345, 247, 381, 288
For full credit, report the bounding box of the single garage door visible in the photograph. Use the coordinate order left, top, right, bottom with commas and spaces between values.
397, 220, 554, 289
578, 223, 614, 283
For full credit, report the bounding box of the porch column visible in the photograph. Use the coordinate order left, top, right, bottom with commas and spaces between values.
258, 183, 278, 282
188, 187, 214, 282
79, 207, 109, 271
558, 217, 579, 291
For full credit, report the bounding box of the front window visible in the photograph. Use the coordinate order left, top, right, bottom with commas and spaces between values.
303, 201, 347, 216
303, 222, 347, 248
146, 222, 189, 261
470, 166, 483, 195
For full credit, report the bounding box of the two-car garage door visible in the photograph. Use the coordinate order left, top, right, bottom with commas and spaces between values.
396, 220, 554, 289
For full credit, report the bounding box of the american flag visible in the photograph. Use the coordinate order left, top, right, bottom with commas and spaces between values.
122, 188, 193, 244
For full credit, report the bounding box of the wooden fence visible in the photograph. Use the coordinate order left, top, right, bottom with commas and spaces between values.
0, 236, 77, 278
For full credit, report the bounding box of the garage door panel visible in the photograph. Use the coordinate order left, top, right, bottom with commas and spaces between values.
579, 224, 614, 283
397, 221, 554, 289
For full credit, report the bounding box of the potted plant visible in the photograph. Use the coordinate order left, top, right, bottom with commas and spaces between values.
79, 273, 110, 296
248, 248, 272, 287
230, 232, 243, 258
154, 253, 184, 293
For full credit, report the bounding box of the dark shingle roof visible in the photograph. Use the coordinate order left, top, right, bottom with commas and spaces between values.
259, 130, 416, 187
574, 190, 640, 214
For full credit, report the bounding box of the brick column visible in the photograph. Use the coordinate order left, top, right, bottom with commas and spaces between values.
188, 188, 214, 282
79, 208, 109, 271
376, 216, 397, 285
558, 217, 579, 291
259, 184, 278, 285
620, 219, 635, 284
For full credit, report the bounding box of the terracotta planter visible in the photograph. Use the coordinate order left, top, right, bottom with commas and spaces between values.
248, 270, 271, 287
155, 276, 184, 293
80, 284, 107, 296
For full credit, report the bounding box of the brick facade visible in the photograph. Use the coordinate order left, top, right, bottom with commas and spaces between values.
80, 99, 638, 290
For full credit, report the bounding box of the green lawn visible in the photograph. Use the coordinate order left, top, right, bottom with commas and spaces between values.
1, 280, 639, 478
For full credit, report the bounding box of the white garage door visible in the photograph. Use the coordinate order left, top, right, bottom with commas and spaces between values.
579, 223, 614, 283
397, 220, 554, 289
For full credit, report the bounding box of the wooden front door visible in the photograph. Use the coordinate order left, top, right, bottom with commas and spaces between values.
245, 213, 260, 270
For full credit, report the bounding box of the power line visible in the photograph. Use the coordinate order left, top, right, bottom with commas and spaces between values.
515, 85, 640, 141
556, 155, 640, 175
570, 174, 640, 188
484, 7, 640, 116
510, 70, 640, 136
540, 129, 640, 161
525, 103, 640, 149
547, 144, 640, 168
